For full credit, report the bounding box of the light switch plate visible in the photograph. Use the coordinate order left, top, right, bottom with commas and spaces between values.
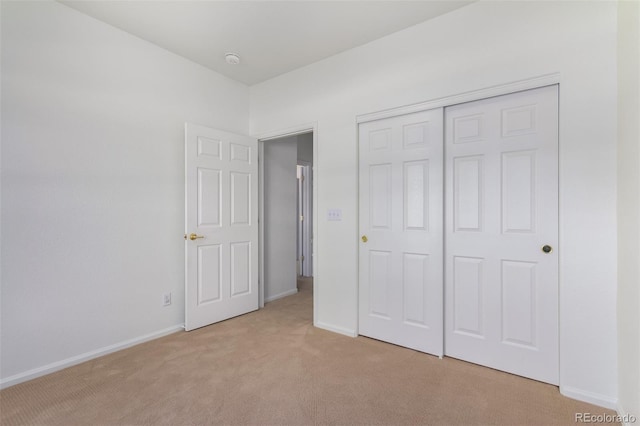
327, 208, 342, 221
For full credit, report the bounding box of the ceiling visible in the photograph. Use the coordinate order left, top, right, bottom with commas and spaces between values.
59, 1, 473, 86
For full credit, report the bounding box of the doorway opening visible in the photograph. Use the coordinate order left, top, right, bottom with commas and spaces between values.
259, 130, 315, 312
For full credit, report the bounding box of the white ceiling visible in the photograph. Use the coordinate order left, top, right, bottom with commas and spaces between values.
59, 1, 473, 86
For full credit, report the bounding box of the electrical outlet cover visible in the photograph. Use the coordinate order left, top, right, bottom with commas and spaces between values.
163, 293, 172, 306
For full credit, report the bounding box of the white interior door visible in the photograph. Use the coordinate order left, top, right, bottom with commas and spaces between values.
358, 108, 444, 356
297, 165, 303, 276
444, 85, 559, 384
185, 123, 258, 331
298, 163, 312, 277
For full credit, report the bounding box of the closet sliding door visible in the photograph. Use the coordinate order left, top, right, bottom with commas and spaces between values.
358, 108, 444, 356
357, 86, 559, 385
444, 85, 559, 385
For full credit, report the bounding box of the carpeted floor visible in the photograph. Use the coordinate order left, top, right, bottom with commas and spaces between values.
0, 277, 618, 425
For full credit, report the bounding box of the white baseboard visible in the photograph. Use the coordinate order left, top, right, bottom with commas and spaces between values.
0, 324, 184, 390
264, 288, 298, 303
315, 321, 357, 338
560, 385, 618, 410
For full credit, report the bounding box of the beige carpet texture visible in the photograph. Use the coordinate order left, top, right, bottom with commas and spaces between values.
0, 278, 618, 425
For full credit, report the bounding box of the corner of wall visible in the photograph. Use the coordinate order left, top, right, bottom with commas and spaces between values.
617, 401, 640, 426
314, 321, 357, 338
617, 0, 640, 422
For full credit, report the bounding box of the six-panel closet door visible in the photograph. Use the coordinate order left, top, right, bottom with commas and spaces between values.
358, 85, 559, 385
444, 85, 559, 385
358, 108, 444, 356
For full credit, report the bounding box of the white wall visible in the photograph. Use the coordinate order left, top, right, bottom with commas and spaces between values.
0, 1, 249, 385
617, 0, 640, 421
263, 136, 298, 301
250, 1, 619, 408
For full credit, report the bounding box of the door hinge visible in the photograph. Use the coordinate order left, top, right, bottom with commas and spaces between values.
301, 255, 305, 261
300, 215, 304, 222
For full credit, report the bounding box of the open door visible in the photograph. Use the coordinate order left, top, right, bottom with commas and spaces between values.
185, 123, 259, 331
297, 163, 312, 277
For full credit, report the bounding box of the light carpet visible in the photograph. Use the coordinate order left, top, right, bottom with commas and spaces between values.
0, 278, 617, 425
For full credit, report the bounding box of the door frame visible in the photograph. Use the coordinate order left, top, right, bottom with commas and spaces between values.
355, 73, 561, 376
254, 123, 318, 325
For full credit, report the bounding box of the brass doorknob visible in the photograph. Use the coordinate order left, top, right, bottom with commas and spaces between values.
542, 245, 553, 253
188, 233, 205, 241
362, 235, 368, 243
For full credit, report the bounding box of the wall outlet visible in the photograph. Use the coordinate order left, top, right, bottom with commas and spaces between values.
163, 293, 172, 306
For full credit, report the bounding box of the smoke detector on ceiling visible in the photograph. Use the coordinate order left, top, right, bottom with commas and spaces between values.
225, 53, 240, 65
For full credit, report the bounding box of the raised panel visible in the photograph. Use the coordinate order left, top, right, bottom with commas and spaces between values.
453, 114, 484, 143
369, 251, 392, 318
502, 150, 536, 233
197, 168, 221, 227
404, 160, 428, 231
197, 244, 222, 305
369, 129, 391, 152
453, 256, 483, 337
403, 253, 429, 327
231, 242, 251, 297
230, 143, 251, 163
454, 156, 483, 232
370, 164, 392, 229
197, 136, 221, 159
231, 172, 250, 226
502, 260, 537, 348
403, 121, 428, 149
502, 104, 537, 138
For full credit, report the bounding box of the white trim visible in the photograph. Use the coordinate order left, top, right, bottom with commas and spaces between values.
264, 288, 299, 303
357, 73, 561, 123
560, 385, 618, 410
312, 128, 319, 327
253, 122, 318, 142
258, 141, 265, 309
354, 120, 361, 338
315, 321, 358, 338
0, 325, 183, 390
